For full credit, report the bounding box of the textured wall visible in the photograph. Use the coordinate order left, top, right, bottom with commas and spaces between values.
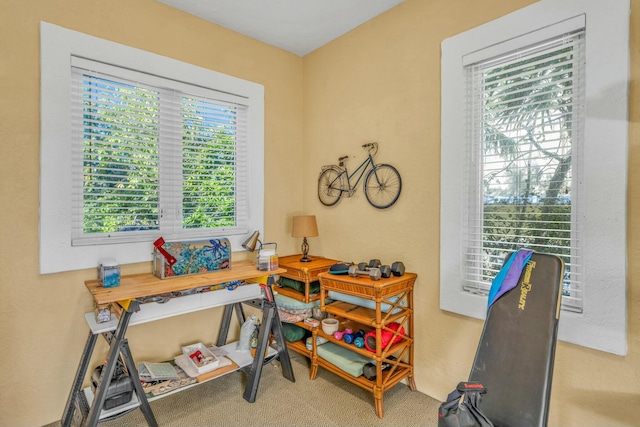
0, 0, 638, 425
302, 0, 640, 425
0, 1, 303, 425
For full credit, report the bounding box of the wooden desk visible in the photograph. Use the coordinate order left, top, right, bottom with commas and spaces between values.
62, 261, 294, 427
86, 261, 285, 305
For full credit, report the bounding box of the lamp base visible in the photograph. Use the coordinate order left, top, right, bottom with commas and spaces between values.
300, 238, 311, 262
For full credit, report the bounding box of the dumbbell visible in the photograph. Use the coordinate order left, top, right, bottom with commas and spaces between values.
348, 264, 381, 280
356, 259, 381, 271
344, 329, 365, 345
391, 262, 405, 276
363, 356, 397, 380
378, 261, 406, 278
379, 265, 392, 278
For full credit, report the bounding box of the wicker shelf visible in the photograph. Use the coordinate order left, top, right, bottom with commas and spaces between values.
312, 272, 417, 418
275, 255, 340, 359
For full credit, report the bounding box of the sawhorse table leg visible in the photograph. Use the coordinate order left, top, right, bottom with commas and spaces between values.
243, 300, 295, 402
217, 280, 295, 403
61, 332, 98, 427
61, 301, 158, 427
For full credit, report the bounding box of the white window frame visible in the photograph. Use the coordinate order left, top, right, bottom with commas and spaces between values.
440, 0, 629, 356
40, 22, 265, 274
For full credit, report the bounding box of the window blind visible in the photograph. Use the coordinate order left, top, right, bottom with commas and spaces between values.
70, 60, 249, 245
462, 30, 586, 312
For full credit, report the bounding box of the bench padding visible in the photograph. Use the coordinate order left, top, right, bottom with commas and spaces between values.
468, 252, 564, 427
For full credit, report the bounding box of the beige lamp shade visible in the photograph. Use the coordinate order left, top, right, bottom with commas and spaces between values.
291, 215, 318, 238
291, 215, 318, 262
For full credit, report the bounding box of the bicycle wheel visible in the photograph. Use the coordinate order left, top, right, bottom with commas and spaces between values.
318, 166, 344, 206
364, 164, 402, 209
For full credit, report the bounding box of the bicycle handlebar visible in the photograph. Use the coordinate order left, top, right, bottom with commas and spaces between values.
362, 142, 379, 156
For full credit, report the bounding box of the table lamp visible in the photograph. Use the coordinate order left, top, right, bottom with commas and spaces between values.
291, 215, 318, 262
241, 230, 261, 252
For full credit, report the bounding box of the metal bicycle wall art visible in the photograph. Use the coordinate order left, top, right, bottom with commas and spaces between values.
317, 142, 402, 209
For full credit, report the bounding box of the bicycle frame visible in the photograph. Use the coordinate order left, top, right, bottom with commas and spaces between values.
333, 152, 376, 196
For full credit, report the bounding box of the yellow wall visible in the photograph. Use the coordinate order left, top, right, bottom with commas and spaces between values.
303, 0, 640, 426
0, 0, 638, 426
0, 0, 304, 425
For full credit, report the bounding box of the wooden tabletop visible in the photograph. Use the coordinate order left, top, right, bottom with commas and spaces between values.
86, 261, 286, 305
278, 254, 340, 270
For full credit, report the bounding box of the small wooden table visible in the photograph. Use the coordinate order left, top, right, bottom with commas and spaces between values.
274, 255, 341, 359
276, 254, 340, 303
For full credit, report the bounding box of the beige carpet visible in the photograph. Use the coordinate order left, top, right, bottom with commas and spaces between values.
52, 352, 440, 426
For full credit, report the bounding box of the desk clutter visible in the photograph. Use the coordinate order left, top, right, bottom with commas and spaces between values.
160, 343, 238, 390
64, 261, 293, 427
152, 237, 231, 279
95, 280, 249, 324
90, 343, 238, 413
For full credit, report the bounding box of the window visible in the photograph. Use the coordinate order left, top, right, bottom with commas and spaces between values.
70, 59, 250, 245
463, 28, 585, 313
441, 0, 629, 355
40, 23, 264, 274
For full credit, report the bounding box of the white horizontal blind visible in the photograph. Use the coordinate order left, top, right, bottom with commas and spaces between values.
171, 96, 249, 234
71, 61, 249, 245
462, 30, 585, 312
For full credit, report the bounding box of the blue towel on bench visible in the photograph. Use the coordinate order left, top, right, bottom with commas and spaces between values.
487, 249, 533, 308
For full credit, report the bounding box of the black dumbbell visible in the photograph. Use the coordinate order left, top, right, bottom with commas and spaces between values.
363, 356, 397, 380
380, 265, 391, 278
348, 264, 382, 280
378, 262, 405, 278
391, 262, 405, 277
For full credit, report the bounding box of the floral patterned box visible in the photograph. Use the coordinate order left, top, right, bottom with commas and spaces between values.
152, 238, 231, 279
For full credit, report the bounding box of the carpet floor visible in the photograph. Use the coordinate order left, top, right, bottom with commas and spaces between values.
50, 352, 440, 426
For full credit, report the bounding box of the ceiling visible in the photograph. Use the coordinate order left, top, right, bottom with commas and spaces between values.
156, 0, 405, 57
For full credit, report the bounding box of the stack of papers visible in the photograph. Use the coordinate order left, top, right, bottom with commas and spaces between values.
138, 362, 181, 381
141, 362, 196, 397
